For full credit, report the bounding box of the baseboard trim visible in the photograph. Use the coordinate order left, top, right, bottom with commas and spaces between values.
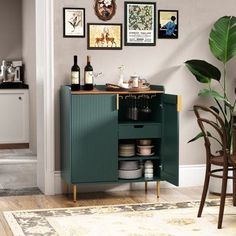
0, 160, 37, 189
0, 159, 37, 165
54, 164, 206, 194
0, 143, 29, 149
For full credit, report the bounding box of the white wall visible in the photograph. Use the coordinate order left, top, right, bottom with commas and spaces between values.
54, 0, 236, 169
22, 0, 37, 154
0, 0, 22, 62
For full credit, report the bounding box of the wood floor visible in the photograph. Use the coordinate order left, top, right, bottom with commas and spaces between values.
0, 187, 219, 236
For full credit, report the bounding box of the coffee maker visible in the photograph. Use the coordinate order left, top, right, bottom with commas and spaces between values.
12, 61, 24, 83
0, 60, 24, 83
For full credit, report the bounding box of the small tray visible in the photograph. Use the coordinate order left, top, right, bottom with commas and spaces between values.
105, 83, 127, 91
128, 87, 150, 92
105, 83, 150, 92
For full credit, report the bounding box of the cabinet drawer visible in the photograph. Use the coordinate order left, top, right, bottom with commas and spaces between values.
119, 123, 162, 139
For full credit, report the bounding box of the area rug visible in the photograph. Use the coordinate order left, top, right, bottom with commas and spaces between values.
3, 198, 236, 236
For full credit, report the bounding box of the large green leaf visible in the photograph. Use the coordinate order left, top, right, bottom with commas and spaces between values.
188, 132, 205, 143
185, 60, 221, 83
209, 16, 236, 63
198, 89, 231, 106
188, 131, 222, 146
198, 89, 225, 100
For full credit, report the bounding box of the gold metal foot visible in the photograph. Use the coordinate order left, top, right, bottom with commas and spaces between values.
156, 181, 160, 198
62, 181, 68, 195
73, 184, 77, 202
145, 181, 148, 193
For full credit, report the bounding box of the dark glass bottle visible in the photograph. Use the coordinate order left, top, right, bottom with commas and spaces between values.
71, 55, 80, 91
84, 56, 94, 90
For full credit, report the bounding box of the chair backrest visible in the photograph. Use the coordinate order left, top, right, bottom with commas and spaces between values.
193, 105, 229, 164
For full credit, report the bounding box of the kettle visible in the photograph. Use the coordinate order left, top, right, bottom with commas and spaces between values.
0, 60, 7, 82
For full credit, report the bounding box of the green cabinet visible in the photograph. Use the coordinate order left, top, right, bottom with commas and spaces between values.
60, 85, 179, 199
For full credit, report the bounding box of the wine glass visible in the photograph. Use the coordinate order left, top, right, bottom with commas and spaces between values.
140, 95, 151, 121
93, 72, 103, 87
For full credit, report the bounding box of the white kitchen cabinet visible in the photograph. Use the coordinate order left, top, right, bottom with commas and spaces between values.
0, 89, 29, 144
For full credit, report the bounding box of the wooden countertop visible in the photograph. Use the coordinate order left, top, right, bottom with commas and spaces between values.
70, 85, 165, 95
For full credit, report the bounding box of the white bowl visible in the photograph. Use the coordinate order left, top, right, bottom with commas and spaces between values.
144, 173, 153, 179
137, 145, 154, 155
119, 152, 135, 157
119, 168, 142, 179
119, 144, 135, 152
138, 140, 152, 146
144, 169, 153, 174
137, 145, 154, 149
144, 160, 153, 169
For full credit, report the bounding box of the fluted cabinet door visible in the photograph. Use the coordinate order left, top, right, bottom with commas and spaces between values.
161, 94, 179, 186
71, 94, 118, 183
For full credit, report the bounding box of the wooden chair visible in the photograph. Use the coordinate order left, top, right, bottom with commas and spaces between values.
193, 105, 236, 229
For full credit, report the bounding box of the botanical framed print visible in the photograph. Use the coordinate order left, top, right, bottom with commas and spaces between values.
124, 2, 156, 46
158, 10, 178, 39
94, 0, 117, 21
87, 23, 122, 50
63, 8, 85, 37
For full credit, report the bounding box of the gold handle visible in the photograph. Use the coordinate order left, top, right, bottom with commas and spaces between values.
116, 94, 119, 110
177, 95, 182, 112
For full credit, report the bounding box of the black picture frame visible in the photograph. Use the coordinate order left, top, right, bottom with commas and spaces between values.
124, 1, 156, 46
63, 8, 85, 38
158, 10, 178, 39
87, 23, 123, 50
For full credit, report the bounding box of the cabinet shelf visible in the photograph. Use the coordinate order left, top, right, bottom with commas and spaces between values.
118, 176, 161, 183
118, 155, 160, 161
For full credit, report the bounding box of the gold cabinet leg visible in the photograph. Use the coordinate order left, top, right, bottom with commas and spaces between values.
156, 181, 160, 198
145, 181, 148, 193
73, 184, 77, 202
62, 181, 68, 195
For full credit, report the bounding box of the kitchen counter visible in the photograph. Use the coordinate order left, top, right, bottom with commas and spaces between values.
0, 82, 29, 89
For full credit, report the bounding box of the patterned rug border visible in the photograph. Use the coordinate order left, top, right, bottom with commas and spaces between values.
3, 198, 231, 214
3, 198, 233, 236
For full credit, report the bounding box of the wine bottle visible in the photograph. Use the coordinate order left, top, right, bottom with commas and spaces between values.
84, 56, 94, 90
71, 55, 80, 91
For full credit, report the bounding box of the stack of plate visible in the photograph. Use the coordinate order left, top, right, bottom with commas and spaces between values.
119, 160, 142, 179
119, 160, 139, 170
119, 144, 135, 157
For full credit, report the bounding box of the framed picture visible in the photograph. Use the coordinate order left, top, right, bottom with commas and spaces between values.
124, 1, 156, 46
158, 10, 178, 39
63, 8, 85, 37
94, 0, 117, 21
87, 23, 122, 50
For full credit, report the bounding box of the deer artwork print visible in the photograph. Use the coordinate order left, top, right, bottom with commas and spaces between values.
104, 27, 116, 47
95, 33, 105, 47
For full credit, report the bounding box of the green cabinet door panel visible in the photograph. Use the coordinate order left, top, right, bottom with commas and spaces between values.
71, 94, 118, 183
161, 94, 179, 186
60, 86, 72, 184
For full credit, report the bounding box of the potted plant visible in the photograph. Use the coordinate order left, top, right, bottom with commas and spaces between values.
185, 16, 236, 193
